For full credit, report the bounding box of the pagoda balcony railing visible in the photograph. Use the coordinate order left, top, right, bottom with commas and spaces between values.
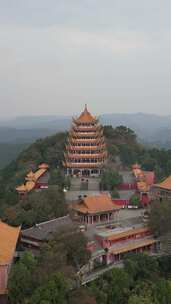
72, 126, 101, 132
72, 132, 99, 136
70, 138, 103, 143
65, 153, 107, 159
64, 162, 104, 168
66, 144, 106, 151
66, 150, 106, 155
70, 131, 103, 138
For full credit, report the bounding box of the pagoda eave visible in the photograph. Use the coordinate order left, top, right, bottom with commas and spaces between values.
65, 152, 107, 159
70, 138, 104, 144
64, 162, 104, 169
66, 144, 106, 151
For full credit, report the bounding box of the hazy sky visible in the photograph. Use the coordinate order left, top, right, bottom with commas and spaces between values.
1, 0, 171, 118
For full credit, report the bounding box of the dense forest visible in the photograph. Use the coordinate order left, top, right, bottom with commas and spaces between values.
8, 250, 171, 304
104, 125, 171, 179
0, 143, 28, 169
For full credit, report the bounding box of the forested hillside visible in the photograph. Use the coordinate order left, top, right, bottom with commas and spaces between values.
0, 132, 68, 227
0, 143, 28, 169
0, 131, 67, 190
104, 125, 171, 180
1, 125, 171, 228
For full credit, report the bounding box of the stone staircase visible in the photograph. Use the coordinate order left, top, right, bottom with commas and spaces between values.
70, 177, 100, 191
87, 178, 100, 191
70, 178, 82, 191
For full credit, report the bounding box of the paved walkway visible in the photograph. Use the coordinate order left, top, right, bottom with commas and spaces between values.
66, 177, 100, 202
70, 177, 100, 191
81, 262, 123, 285
66, 190, 101, 202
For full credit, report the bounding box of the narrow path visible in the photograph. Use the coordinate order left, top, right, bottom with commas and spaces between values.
81, 262, 123, 285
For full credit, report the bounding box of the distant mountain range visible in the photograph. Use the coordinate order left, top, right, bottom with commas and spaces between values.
0, 112, 171, 169
0, 113, 171, 147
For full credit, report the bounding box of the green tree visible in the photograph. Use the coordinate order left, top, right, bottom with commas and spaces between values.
3, 187, 67, 228
106, 268, 130, 304
8, 252, 37, 304
100, 169, 123, 191
110, 188, 120, 199
52, 226, 90, 271
153, 279, 171, 304
49, 168, 65, 186
128, 295, 155, 304
130, 195, 140, 207
119, 144, 138, 167
124, 253, 159, 282
149, 200, 171, 237
31, 273, 69, 304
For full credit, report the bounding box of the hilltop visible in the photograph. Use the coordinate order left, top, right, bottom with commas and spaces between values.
1, 124, 171, 228
1, 112, 171, 170
1, 124, 171, 195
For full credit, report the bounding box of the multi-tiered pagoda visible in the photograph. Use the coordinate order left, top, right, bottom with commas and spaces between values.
64, 105, 107, 177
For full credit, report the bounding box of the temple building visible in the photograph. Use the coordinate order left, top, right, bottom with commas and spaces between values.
132, 164, 155, 205
71, 193, 121, 225
16, 163, 50, 198
21, 215, 74, 252
88, 225, 159, 269
151, 175, 171, 200
0, 221, 21, 303
63, 105, 107, 177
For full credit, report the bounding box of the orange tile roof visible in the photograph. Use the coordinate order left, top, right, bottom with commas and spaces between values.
26, 170, 35, 180
16, 166, 48, 193
16, 181, 35, 193
0, 221, 21, 265
16, 184, 27, 192
72, 194, 121, 214
137, 181, 149, 192
154, 175, 171, 191
109, 239, 156, 255
106, 227, 150, 241
76, 105, 96, 123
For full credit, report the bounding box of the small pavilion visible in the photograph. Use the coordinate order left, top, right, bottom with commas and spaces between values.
71, 193, 120, 225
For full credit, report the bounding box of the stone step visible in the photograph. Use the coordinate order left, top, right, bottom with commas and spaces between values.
70, 178, 100, 191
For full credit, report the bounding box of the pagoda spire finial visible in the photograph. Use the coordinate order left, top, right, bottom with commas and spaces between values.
85, 104, 88, 111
